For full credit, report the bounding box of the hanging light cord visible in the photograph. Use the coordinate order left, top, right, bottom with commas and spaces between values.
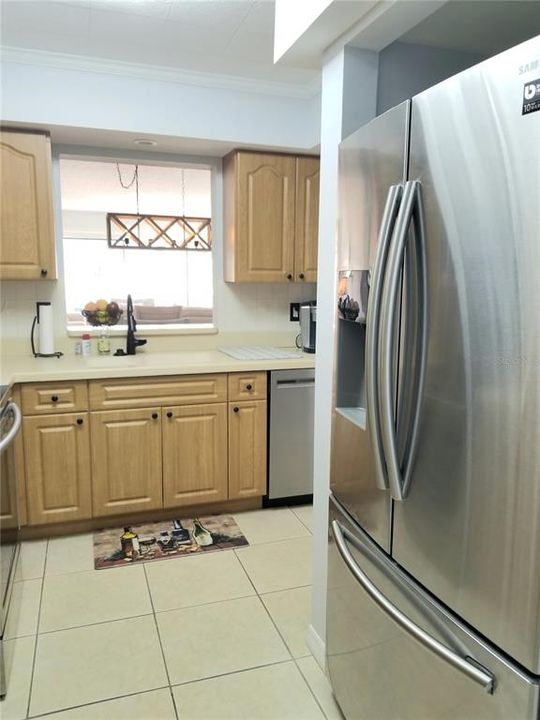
181, 168, 189, 305
115, 163, 140, 215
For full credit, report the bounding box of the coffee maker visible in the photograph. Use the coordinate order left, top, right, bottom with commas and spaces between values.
298, 302, 316, 353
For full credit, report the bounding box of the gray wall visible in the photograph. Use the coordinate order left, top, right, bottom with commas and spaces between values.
341, 46, 378, 140
377, 41, 485, 114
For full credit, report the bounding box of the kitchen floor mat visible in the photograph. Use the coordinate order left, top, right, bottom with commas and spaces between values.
93, 515, 248, 570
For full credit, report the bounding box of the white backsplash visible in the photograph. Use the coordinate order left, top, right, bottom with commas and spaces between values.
0, 275, 316, 354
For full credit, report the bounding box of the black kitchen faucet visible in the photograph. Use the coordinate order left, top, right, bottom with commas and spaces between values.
114, 294, 147, 356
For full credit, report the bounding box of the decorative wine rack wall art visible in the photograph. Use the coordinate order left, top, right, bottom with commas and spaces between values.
107, 212, 212, 251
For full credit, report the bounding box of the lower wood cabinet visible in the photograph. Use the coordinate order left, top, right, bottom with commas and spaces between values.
163, 403, 228, 508
18, 372, 270, 526
228, 400, 267, 499
23, 412, 92, 525
90, 407, 163, 517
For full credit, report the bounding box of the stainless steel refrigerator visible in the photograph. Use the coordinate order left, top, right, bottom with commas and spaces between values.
327, 36, 540, 719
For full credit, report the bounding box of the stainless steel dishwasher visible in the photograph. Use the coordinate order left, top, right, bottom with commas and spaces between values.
267, 369, 315, 503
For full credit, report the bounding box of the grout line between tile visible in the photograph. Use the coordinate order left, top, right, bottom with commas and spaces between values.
288, 505, 314, 534
168, 685, 180, 720
142, 563, 174, 690
292, 654, 332, 720
234, 533, 312, 551
258, 583, 312, 599
36, 611, 155, 637
152, 588, 257, 615
25, 539, 49, 719
169, 658, 294, 690
26, 685, 171, 720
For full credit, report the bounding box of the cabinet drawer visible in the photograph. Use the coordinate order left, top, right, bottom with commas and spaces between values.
21, 381, 88, 415
228, 371, 267, 402
89, 374, 227, 410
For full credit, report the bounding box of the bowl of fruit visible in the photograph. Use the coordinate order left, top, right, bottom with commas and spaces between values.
82, 299, 123, 326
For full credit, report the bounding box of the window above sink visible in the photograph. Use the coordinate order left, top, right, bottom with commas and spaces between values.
59, 157, 214, 333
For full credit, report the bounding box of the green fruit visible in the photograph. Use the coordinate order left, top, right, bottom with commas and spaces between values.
97, 310, 109, 324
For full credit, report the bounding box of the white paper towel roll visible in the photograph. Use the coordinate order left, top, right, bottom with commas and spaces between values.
38, 302, 55, 355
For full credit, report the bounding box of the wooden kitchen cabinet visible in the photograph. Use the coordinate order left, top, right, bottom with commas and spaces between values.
0, 131, 57, 280
162, 403, 228, 508
23, 412, 92, 525
21, 380, 88, 416
224, 150, 319, 283
91, 408, 163, 517
294, 156, 320, 283
228, 400, 267, 499
224, 151, 296, 282
17, 371, 270, 528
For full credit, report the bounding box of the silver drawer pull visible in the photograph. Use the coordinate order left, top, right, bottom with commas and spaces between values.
331, 520, 495, 694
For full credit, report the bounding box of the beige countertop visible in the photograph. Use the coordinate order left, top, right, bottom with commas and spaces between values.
1, 348, 316, 387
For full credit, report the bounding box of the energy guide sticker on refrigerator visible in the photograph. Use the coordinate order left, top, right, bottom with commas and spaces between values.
327, 36, 540, 720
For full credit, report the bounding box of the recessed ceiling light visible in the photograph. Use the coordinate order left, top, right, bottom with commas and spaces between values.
133, 138, 157, 147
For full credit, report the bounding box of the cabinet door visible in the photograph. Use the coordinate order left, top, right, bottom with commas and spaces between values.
1, 443, 18, 529
0, 132, 56, 280
163, 403, 227, 508
294, 156, 320, 282
228, 400, 267, 499
23, 413, 91, 525
91, 408, 162, 517
235, 152, 296, 282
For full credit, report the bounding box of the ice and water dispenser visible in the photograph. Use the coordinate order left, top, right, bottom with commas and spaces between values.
335, 269, 370, 428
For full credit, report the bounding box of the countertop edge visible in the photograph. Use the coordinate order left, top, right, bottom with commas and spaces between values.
1, 352, 316, 387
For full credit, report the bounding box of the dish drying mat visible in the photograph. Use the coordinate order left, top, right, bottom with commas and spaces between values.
220, 346, 303, 361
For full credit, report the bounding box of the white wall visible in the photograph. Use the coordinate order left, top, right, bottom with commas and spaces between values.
308, 44, 379, 669
1, 57, 321, 152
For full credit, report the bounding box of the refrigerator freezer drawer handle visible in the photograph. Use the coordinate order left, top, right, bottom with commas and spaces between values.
365, 183, 403, 491
331, 520, 496, 694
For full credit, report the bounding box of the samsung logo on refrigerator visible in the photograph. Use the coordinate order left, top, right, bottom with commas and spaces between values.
522, 78, 540, 115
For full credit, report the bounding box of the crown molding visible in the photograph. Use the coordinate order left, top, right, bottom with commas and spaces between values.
1, 46, 322, 100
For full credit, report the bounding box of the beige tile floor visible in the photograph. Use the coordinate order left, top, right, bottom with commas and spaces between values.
1, 505, 343, 720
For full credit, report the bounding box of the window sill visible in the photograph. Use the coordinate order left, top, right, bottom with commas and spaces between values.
67, 323, 218, 337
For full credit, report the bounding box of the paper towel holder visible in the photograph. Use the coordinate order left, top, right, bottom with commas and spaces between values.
30, 302, 63, 358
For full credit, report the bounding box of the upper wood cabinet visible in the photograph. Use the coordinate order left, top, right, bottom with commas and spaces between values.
295, 157, 320, 283
0, 131, 57, 280
224, 151, 319, 283
23, 412, 92, 525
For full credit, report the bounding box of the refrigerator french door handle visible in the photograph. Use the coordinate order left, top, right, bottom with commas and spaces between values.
365, 183, 403, 491
401, 184, 427, 495
379, 180, 426, 501
331, 520, 496, 693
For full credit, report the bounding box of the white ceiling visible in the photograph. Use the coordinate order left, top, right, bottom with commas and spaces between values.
0, 0, 318, 90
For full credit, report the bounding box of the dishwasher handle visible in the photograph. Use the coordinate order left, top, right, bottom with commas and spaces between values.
275, 378, 315, 387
